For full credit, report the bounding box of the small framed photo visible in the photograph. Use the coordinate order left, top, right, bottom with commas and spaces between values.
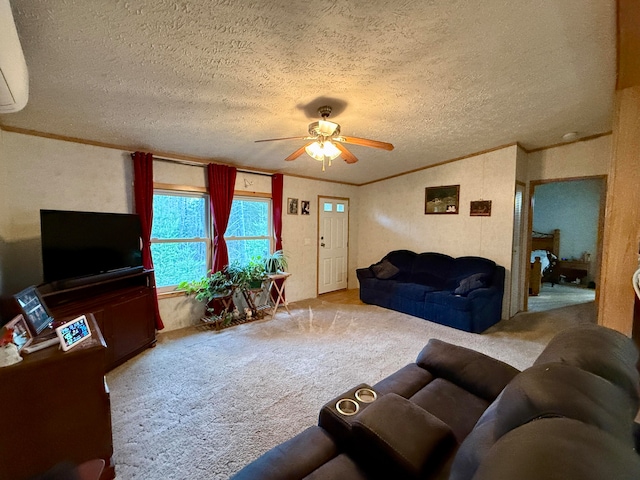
5, 314, 33, 352
470, 200, 492, 216
425, 185, 460, 214
287, 198, 299, 215
14, 286, 54, 336
301, 200, 310, 215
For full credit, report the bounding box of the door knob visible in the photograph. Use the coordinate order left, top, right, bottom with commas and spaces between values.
321, 242, 325, 247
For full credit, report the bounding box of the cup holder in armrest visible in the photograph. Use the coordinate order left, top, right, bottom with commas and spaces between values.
355, 387, 377, 403
336, 398, 360, 416
319, 383, 379, 446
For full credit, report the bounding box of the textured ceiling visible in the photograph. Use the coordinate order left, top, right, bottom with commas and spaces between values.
0, 0, 616, 184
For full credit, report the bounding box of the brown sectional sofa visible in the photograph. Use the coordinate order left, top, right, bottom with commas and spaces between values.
231, 324, 640, 479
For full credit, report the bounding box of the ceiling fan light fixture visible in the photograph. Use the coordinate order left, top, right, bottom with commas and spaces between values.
305, 141, 341, 171
318, 119, 338, 136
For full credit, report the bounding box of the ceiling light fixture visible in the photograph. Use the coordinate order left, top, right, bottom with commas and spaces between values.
562, 132, 578, 142
305, 140, 341, 171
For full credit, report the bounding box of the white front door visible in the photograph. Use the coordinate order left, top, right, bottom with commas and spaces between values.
318, 197, 349, 294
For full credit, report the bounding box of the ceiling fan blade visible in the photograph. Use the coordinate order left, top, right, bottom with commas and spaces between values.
285, 142, 314, 161
334, 142, 359, 164
255, 136, 309, 143
339, 136, 394, 151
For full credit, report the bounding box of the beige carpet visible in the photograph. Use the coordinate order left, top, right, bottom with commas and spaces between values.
106, 290, 595, 479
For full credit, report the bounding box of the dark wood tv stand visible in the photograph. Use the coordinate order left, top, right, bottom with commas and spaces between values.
39, 269, 157, 371
0, 314, 114, 480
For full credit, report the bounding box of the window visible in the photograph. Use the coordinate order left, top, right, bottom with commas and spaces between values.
225, 197, 272, 266
150, 189, 272, 290
151, 191, 209, 289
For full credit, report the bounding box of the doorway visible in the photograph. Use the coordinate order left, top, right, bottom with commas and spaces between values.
510, 183, 526, 317
317, 196, 349, 295
526, 176, 605, 312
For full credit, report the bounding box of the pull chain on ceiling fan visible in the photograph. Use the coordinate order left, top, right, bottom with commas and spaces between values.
255, 106, 394, 171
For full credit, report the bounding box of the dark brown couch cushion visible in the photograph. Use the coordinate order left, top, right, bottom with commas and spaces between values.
472, 418, 640, 480
416, 339, 520, 401
493, 363, 638, 443
533, 324, 640, 402
352, 393, 455, 479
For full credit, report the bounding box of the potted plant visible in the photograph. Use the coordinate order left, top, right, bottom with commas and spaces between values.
226, 261, 249, 289
245, 257, 267, 289
263, 250, 288, 274
178, 270, 233, 302
178, 271, 234, 324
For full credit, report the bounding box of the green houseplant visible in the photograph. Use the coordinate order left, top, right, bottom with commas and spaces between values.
178, 271, 234, 323
178, 270, 233, 302
225, 259, 267, 290
245, 257, 267, 289
263, 250, 288, 274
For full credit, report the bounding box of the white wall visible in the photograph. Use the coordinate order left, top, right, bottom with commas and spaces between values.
0, 131, 360, 330
357, 145, 518, 319
155, 169, 360, 331
0, 131, 133, 293
281, 176, 359, 302
0, 130, 610, 329
528, 135, 611, 181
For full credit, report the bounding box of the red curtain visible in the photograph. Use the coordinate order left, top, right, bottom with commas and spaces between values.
271, 174, 285, 299
208, 163, 237, 272
132, 151, 164, 330
272, 174, 284, 251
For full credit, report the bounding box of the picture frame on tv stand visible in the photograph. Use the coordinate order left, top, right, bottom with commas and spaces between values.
13, 286, 55, 336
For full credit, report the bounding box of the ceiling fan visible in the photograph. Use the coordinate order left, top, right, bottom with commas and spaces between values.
255, 106, 394, 171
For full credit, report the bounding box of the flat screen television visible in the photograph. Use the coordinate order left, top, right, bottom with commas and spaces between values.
40, 209, 144, 284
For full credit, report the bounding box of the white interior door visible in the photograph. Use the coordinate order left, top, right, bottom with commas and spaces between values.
318, 197, 349, 294
510, 184, 525, 317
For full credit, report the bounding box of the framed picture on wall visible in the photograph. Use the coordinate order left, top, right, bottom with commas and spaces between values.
425, 185, 460, 214
301, 200, 310, 215
287, 198, 299, 215
470, 200, 492, 216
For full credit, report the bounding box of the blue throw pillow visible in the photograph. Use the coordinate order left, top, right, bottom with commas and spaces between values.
454, 273, 490, 296
371, 259, 400, 279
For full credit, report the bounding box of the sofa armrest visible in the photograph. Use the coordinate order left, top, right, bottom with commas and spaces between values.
352, 393, 456, 479
416, 339, 519, 401
466, 285, 499, 299
356, 267, 374, 281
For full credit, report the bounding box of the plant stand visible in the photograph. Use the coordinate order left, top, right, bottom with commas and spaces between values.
241, 283, 271, 319
201, 290, 235, 330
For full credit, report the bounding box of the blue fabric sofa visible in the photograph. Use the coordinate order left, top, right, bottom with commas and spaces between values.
356, 250, 505, 333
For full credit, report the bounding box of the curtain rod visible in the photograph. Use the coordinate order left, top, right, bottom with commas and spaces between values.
131, 153, 274, 178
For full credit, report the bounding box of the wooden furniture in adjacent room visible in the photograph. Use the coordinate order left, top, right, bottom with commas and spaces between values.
0, 314, 114, 480
557, 260, 591, 285
529, 229, 560, 296
39, 269, 157, 371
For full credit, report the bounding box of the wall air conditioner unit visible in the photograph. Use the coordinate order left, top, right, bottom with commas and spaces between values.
0, 0, 28, 113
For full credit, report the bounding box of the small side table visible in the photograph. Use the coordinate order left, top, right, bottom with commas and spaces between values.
267, 272, 291, 315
